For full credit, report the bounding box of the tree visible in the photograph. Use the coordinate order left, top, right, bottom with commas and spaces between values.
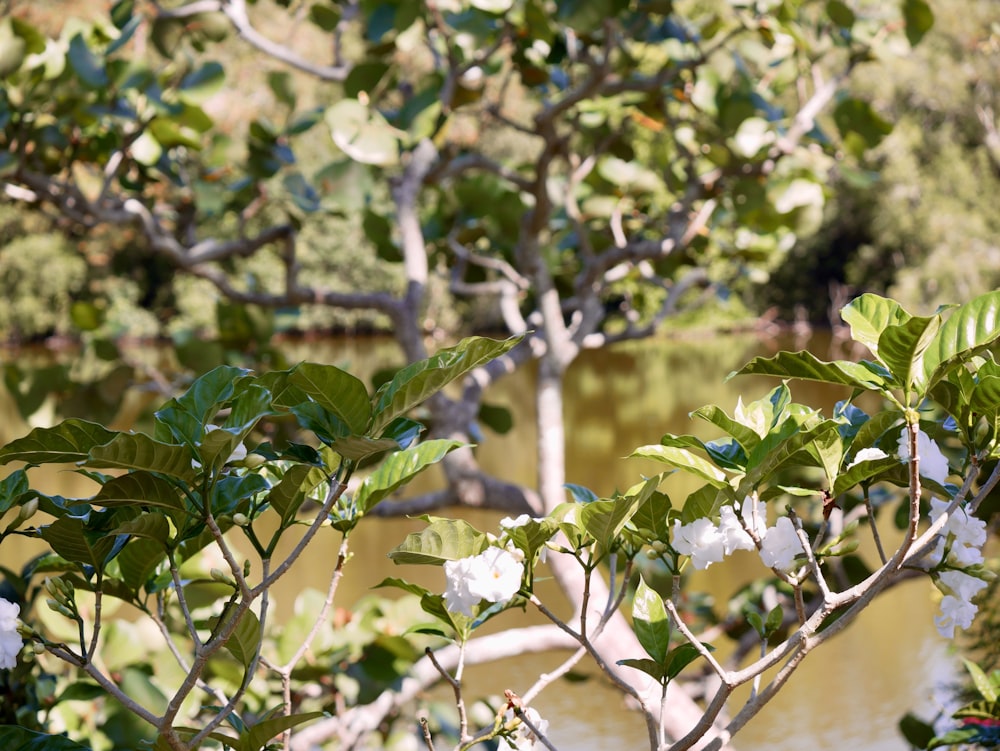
0, 0, 942, 747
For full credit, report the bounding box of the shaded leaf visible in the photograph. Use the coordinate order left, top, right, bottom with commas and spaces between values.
0, 727, 94, 750
40, 517, 117, 570
617, 658, 665, 682
877, 315, 940, 393
243, 711, 326, 751
266, 464, 322, 527
0, 420, 117, 465
88, 433, 197, 482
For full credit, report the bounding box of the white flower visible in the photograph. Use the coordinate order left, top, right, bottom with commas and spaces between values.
205, 424, 248, 465
672, 518, 726, 570
0, 598, 23, 670
505, 707, 549, 750
934, 595, 979, 639
444, 548, 524, 617
758, 517, 804, 571
847, 447, 889, 469
926, 498, 987, 567
501, 514, 533, 529
898, 428, 950, 485
718, 497, 766, 555
936, 570, 988, 602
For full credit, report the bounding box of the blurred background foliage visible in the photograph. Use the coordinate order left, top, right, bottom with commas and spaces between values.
1, 0, 996, 347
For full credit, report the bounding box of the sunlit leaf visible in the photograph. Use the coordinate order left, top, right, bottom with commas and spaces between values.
354, 439, 466, 514
630, 445, 728, 488
877, 315, 940, 393
632, 576, 670, 664
732, 351, 892, 392
371, 336, 521, 435
289, 363, 372, 435
388, 517, 488, 565
922, 291, 1000, 389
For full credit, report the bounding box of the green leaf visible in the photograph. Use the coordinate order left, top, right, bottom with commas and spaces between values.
110, 512, 170, 544
222, 608, 261, 669
0, 726, 94, 750
266, 464, 322, 527
632, 577, 670, 664
117, 537, 167, 592
739, 422, 842, 499
87, 433, 197, 482
629, 491, 672, 542
690, 405, 761, 451
928, 728, 982, 749
841, 293, 912, 356
0, 420, 117, 465
922, 291, 1000, 389
354, 439, 466, 514
964, 659, 998, 702
388, 517, 488, 565
40, 517, 117, 571
68, 33, 108, 88
617, 657, 665, 682
370, 335, 521, 435
309, 3, 341, 31
680, 485, 719, 524
832, 456, 900, 496
0, 469, 29, 515
903, 0, 934, 47
664, 642, 711, 680
90, 472, 190, 520
877, 315, 940, 394
732, 351, 892, 392
243, 711, 326, 751
581, 475, 660, 548
289, 363, 372, 435
326, 98, 400, 166
630, 445, 728, 488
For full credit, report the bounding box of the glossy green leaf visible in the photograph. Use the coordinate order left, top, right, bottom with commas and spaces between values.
370, 335, 522, 435
826, 0, 855, 27
354, 439, 466, 514
840, 294, 912, 357
178, 61, 225, 104
664, 642, 711, 680
221, 608, 261, 669
922, 291, 1000, 389
632, 576, 670, 664
969, 375, 1000, 417
739, 422, 842, 499
628, 491, 672, 542
117, 537, 167, 592
90, 471, 190, 519
898, 713, 935, 750
680, 485, 718, 524
0, 420, 117, 465
581, 475, 660, 548
691, 405, 761, 451
0, 727, 94, 750
0, 469, 29, 515
87, 433, 198, 482
211, 474, 269, 517
630, 445, 728, 488
289, 363, 372, 435
617, 657, 665, 682
40, 517, 117, 571
266, 464, 321, 527
388, 517, 488, 565
732, 351, 892, 392
243, 711, 326, 751
877, 315, 940, 393
110, 512, 170, 544
832, 455, 900, 496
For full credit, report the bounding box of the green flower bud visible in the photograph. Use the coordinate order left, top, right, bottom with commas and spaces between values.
232, 513, 250, 527
17, 498, 38, 522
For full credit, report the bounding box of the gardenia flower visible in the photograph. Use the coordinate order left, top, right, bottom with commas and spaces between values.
926, 498, 987, 567
444, 548, 524, 617
505, 706, 549, 750
758, 517, 805, 571
935, 595, 981, 639
897, 428, 950, 485
717, 497, 767, 555
672, 518, 726, 570
0, 597, 23, 670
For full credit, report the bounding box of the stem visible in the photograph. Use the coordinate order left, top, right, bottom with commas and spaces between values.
863, 486, 888, 565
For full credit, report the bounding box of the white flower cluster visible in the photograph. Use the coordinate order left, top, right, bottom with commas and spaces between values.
0, 597, 23, 670
926, 497, 990, 639
671, 498, 804, 572
505, 706, 549, 750
444, 547, 524, 618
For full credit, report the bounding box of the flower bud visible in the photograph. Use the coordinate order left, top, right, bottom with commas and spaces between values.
209, 568, 231, 584
240, 453, 266, 469
232, 513, 249, 527
17, 498, 38, 522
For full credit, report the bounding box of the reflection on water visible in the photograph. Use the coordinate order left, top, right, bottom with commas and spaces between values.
0, 333, 962, 750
